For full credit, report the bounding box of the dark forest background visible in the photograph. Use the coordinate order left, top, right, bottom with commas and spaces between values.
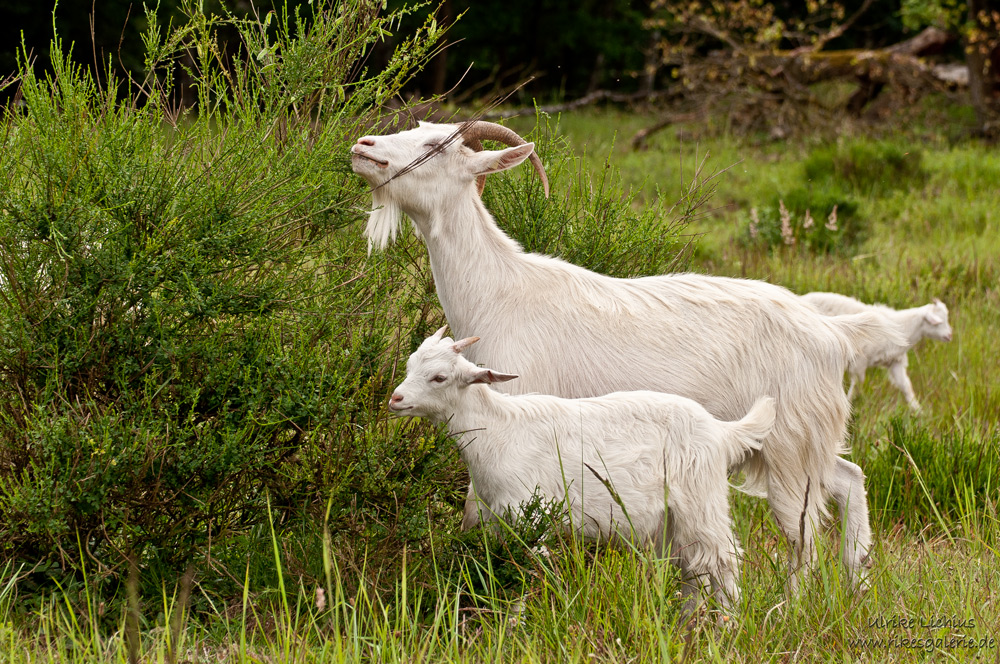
3, 1, 997, 133
0, 1, 976, 96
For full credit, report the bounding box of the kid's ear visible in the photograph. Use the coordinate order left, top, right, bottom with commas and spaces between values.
925, 312, 944, 325
467, 368, 519, 385
470, 143, 535, 176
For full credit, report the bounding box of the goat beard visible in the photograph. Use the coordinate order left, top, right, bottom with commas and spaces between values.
364, 193, 405, 253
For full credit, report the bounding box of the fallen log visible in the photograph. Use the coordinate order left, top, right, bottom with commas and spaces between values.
630, 26, 959, 147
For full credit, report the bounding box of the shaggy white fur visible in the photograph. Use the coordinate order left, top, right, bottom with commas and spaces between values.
391, 328, 777, 612
802, 292, 953, 412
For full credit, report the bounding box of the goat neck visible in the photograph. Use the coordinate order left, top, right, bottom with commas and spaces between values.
446, 383, 518, 461
879, 305, 931, 347
417, 192, 525, 338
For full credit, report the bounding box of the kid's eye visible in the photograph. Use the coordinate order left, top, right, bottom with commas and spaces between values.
430, 375, 447, 383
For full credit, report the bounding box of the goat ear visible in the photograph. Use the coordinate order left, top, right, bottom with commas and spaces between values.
925, 312, 944, 325
452, 336, 480, 353
470, 144, 535, 176
467, 369, 518, 385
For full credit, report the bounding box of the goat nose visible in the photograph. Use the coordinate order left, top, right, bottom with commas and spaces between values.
390, 393, 403, 404
357, 137, 375, 146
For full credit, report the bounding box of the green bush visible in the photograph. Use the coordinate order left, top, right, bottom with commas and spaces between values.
0, 0, 446, 588
802, 139, 927, 196
485, 120, 695, 277
741, 139, 929, 254
742, 190, 859, 254
859, 419, 1000, 532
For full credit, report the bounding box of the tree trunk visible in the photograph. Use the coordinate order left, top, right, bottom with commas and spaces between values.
965, 0, 1000, 134
640, 30, 661, 96
428, 0, 452, 96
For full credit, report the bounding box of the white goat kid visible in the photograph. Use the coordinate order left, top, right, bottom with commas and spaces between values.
351, 120, 908, 590
801, 292, 952, 412
390, 327, 777, 612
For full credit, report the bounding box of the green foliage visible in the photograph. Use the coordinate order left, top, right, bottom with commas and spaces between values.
485, 118, 695, 277
742, 193, 857, 254
0, 0, 446, 587
1, 0, 927, 108
446, 492, 558, 604
861, 419, 1000, 532
900, 0, 966, 32
802, 140, 928, 197
740, 140, 928, 254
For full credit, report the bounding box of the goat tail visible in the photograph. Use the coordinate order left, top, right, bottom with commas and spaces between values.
829, 311, 909, 370
724, 396, 776, 468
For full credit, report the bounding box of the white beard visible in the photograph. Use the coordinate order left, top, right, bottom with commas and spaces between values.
364, 192, 404, 253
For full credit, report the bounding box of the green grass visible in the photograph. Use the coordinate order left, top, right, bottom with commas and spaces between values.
532, 107, 1000, 660
3, 40, 1000, 663
2, 507, 998, 662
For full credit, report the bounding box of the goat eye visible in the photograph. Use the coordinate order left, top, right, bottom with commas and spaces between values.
424, 142, 441, 150
430, 375, 447, 383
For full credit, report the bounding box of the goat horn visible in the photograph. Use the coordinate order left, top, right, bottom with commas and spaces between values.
459, 121, 550, 198
452, 336, 480, 353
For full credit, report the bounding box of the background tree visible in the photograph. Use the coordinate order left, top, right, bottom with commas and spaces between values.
901, 0, 1000, 133
7, 0, 991, 128
0, 1, 313, 104
380, 0, 654, 101
625, 0, 979, 143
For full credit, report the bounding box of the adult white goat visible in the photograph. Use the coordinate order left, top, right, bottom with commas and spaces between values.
390, 327, 777, 612
350, 120, 907, 589
801, 292, 952, 412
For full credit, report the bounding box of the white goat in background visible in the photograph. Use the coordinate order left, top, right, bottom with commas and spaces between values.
801, 292, 953, 412
389, 327, 777, 613
351, 120, 908, 590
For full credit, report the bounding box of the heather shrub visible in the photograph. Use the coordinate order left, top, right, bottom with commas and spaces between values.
485, 118, 699, 277
740, 139, 929, 254
0, 0, 446, 589
743, 189, 860, 254
859, 419, 1000, 532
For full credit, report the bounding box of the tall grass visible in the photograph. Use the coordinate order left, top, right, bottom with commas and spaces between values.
2, 489, 997, 662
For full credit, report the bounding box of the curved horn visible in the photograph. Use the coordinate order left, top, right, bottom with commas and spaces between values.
459, 121, 550, 198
